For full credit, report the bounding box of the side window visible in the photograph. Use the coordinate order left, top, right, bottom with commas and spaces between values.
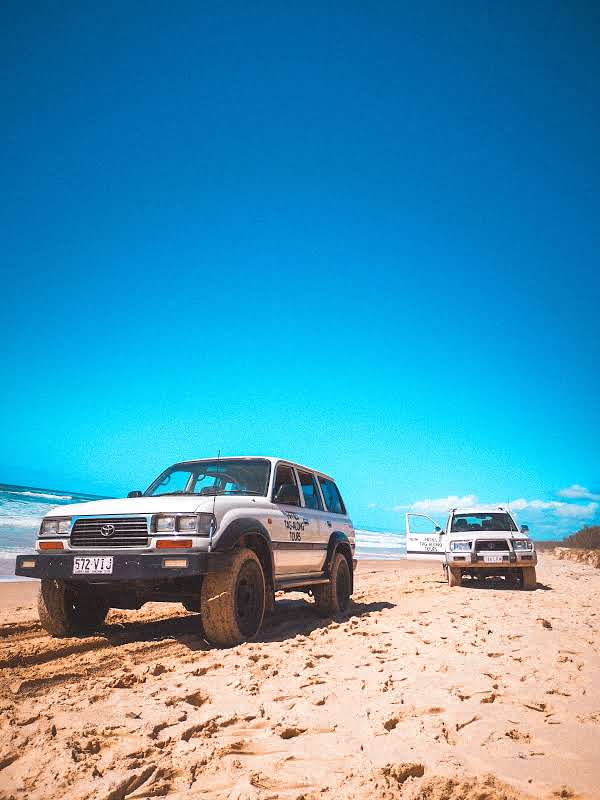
297, 470, 323, 510
318, 478, 346, 514
272, 464, 300, 506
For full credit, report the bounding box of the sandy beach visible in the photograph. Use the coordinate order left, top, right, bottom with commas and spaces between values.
1, 556, 599, 800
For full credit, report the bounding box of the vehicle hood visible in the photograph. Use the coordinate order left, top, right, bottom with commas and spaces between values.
45, 495, 217, 518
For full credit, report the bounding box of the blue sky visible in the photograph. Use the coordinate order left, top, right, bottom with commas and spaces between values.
1, 2, 599, 537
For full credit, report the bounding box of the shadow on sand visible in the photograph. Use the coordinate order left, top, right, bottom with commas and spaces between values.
98, 596, 396, 652
459, 576, 552, 592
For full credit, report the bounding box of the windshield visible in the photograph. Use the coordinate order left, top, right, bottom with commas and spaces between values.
144, 459, 271, 498
450, 513, 517, 533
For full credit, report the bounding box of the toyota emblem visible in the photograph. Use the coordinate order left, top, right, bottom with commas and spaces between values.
100, 523, 116, 538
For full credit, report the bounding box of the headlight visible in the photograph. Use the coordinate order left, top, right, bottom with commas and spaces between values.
40, 518, 71, 536
155, 515, 176, 532
513, 539, 533, 551
450, 540, 471, 552
153, 513, 215, 536
178, 515, 199, 532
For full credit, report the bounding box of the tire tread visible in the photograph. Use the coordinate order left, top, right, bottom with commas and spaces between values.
200, 547, 265, 647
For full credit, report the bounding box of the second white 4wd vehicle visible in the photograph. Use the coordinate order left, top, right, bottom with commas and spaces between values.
15, 457, 356, 647
405, 506, 537, 589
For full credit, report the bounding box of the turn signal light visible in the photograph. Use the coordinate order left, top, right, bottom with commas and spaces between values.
39, 541, 64, 551
156, 539, 193, 550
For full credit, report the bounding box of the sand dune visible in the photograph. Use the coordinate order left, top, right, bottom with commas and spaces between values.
1, 556, 599, 799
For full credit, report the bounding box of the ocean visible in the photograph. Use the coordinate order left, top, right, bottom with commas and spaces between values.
0, 483, 407, 577
0, 483, 106, 577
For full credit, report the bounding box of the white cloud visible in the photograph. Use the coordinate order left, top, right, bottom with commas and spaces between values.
557, 484, 600, 501
391, 492, 599, 536
555, 501, 598, 519
509, 498, 598, 519
396, 494, 478, 514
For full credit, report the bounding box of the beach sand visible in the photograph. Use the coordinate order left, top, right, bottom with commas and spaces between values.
1, 556, 599, 799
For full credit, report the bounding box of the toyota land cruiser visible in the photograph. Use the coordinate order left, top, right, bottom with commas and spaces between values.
405, 506, 537, 589
15, 457, 356, 646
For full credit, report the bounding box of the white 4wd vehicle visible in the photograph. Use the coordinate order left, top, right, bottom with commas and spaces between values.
405, 506, 537, 589
15, 457, 356, 646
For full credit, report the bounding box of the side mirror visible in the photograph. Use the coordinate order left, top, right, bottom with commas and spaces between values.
128, 490, 142, 498
520, 524, 529, 534
274, 483, 300, 505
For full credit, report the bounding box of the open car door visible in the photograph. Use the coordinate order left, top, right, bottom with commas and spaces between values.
405, 513, 445, 560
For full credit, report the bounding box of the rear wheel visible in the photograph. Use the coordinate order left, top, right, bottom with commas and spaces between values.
38, 580, 108, 637
448, 567, 462, 587
200, 548, 265, 647
505, 570, 521, 587
314, 552, 351, 617
521, 566, 537, 590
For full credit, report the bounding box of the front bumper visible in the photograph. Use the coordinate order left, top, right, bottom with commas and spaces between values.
446, 551, 537, 567
14, 551, 231, 582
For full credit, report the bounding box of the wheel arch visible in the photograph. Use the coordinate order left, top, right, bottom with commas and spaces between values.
212, 517, 274, 587
325, 531, 354, 593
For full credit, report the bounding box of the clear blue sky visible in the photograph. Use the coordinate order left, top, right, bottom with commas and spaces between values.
2, 2, 599, 536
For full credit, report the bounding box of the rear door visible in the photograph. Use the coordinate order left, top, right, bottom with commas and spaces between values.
270, 462, 321, 576
295, 469, 328, 573
405, 513, 445, 560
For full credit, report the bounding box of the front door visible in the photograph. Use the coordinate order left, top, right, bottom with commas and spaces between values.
405, 513, 445, 560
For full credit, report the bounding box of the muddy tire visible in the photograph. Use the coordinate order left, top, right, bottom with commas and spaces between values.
200, 547, 265, 647
505, 571, 521, 587
314, 552, 352, 617
38, 580, 108, 637
264, 585, 276, 617
521, 566, 537, 590
448, 567, 462, 587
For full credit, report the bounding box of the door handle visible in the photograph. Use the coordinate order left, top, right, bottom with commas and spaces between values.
327, 520, 332, 527
303, 518, 309, 525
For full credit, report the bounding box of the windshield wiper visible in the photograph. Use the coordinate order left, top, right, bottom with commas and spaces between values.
221, 490, 263, 495
186, 489, 264, 496
153, 489, 264, 497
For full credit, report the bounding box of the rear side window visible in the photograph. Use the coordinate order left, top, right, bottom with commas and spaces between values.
297, 470, 323, 510
318, 478, 346, 514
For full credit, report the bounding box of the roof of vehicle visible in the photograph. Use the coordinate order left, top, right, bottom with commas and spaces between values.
450, 506, 513, 515
174, 456, 336, 482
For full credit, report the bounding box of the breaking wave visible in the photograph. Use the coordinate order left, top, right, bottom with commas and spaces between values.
355, 528, 406, 559
7, 490, 73, 500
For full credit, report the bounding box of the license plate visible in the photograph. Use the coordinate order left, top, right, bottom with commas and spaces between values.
73, 556, 113, 574
483, 555, 504, 563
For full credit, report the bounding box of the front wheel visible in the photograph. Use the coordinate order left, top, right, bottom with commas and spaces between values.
314, 552, 351, 617
38, 580, 109, 637
448, 567, 462, 587
200, 547, 265, 647
521, 566, 537, 590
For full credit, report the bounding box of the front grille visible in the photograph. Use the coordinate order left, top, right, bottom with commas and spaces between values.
475, 539, 510, 551
70, 517, 149, 548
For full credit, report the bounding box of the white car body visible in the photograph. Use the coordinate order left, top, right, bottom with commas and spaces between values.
405, 506, 537, 572
17, 456, 355, 587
